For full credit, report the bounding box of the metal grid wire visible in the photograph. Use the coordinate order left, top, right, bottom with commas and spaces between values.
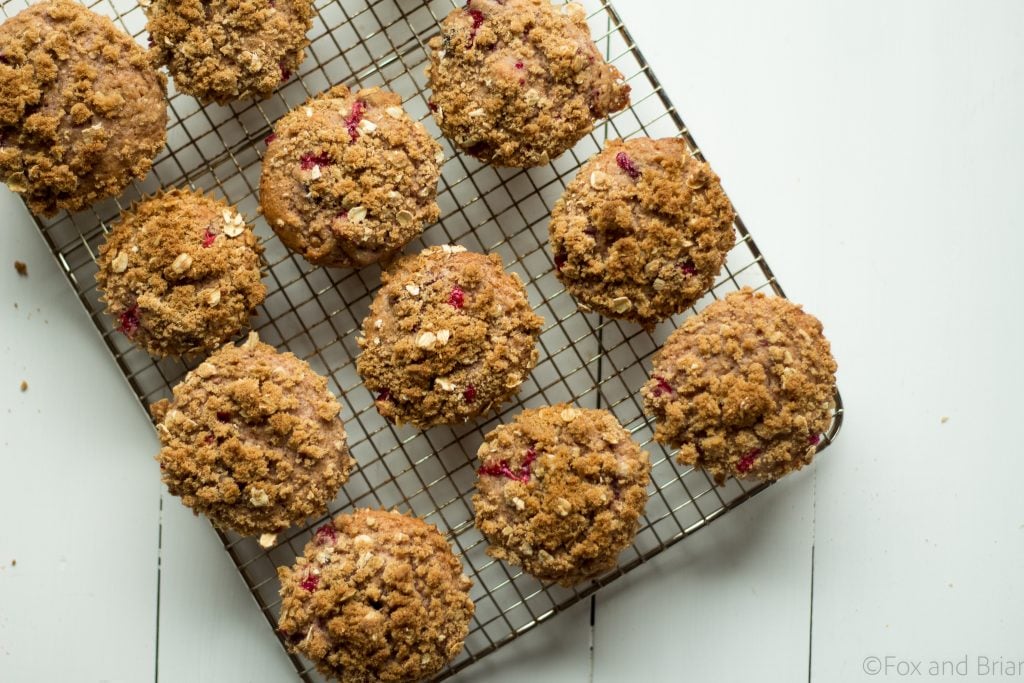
2, 0, 845, 679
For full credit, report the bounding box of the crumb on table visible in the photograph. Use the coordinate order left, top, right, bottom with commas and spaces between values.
14, 261, 27, 276
19, 381, 28, 392
941, 416, 949, 424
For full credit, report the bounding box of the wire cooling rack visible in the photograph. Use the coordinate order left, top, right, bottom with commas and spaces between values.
4, 0, 845, 679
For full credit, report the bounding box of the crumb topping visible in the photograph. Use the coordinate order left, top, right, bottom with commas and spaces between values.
151, 333, 353, 535
95, 188, 266, 357
473, 404, 650, 586
277, 509, 474, 682
0, 0, 167, 215
642, 288, 838, 483
260, 85, 442, 268
550, 138, 736, 328
427, 0, 630, 167
145, 0, 312, 104
356, 246, 544, 429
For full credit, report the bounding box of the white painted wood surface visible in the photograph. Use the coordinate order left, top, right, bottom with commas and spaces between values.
3, 1, 1023, 681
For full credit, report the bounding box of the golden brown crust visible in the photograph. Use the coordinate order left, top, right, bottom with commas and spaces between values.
473, 404, 650, 586
0, 0, 167, 216
277, 509, 474, 683
642, 289, 838, 483
426, 0, 630, 167
151, 333, 353, 536
95, 188, 266, 357
550, 138, 736, 328
356, 245, 544, 429
260, 85, 442, 268
145, 0, 311, 104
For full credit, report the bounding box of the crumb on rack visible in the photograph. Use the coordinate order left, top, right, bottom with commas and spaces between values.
19, 381, 28, 392
14, 261, 27, 276
11, 559, 15, 567
941, 416, 949, 424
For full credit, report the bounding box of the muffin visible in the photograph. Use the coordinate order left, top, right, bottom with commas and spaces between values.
145, 0, 312, 104
95, 188, 266, 357
260, 85, 442, 268
151, 332, 353, 536
473, 404, 650, 586
278, 509, 474, 682
0, 0, 167, 216
549, 137, 736, 328
642, 288, 838, 484
426, 0, 630, 167
356, 245, 544, 429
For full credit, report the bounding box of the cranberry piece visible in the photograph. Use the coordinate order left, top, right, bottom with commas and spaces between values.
204, 434, 216, 445
117, 304, 140, 339
651, 376, 673, 397
264, 132, 277, 145
344, 100, 367, 144
314, 524, 337, 545
300, 152, 332, 170
279, 63, 291, 83
736, 448, 762, 474
300, 573, 319, 592
554, 252, 567, 271
679, 260, 698, 276
376, 388, 391, 402
477, 460, 512, 479
466, 8, 485, 44
428, 101, 438, 112
448, 285, 465, 309
463, 384, 477, 403
202, 227, 216, 248
477, 448, 538, 483
514, 60, 524, 69
808, 434, 821, 446
616, 151, 641, 180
